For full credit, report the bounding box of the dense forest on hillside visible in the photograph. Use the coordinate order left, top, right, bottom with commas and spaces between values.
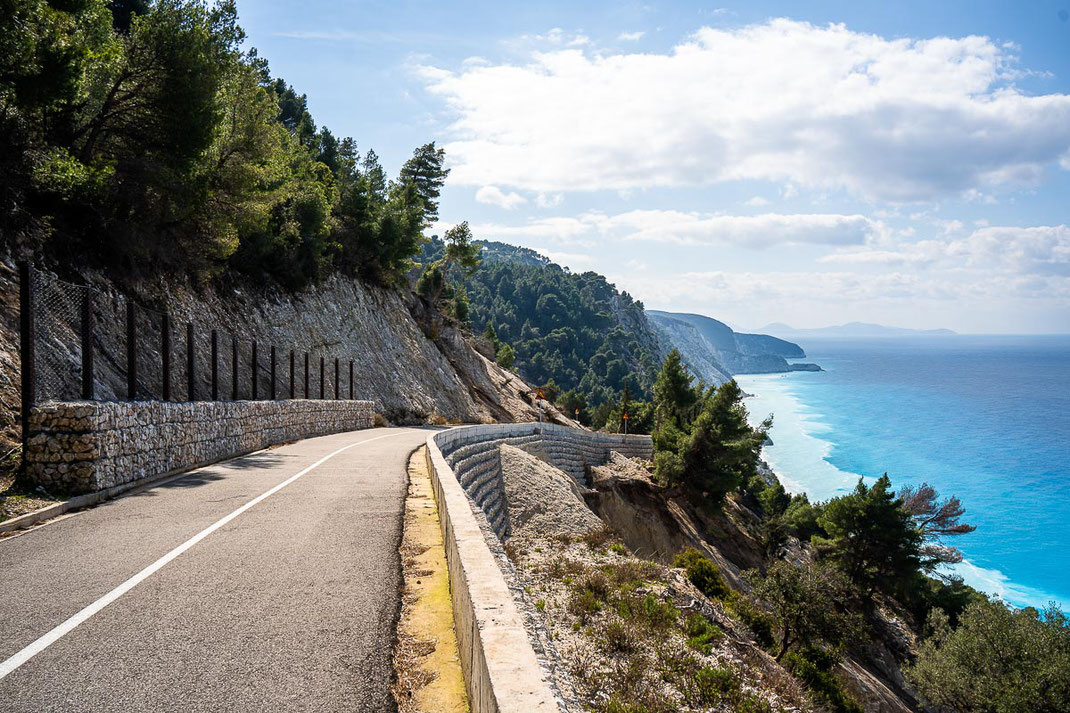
420, 239, 666, 414
1, 0, 447, 289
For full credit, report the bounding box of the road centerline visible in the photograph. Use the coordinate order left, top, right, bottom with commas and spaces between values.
0, 429, 414, 682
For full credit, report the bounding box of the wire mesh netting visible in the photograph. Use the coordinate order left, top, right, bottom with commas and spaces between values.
33, 271, 89, 403
25, 266, 365, 406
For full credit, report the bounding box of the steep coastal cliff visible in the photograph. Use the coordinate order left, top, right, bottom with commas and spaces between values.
649, 310, 821, 385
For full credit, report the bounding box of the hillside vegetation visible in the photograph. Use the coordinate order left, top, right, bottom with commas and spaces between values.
421, 239, 668, 416
2, 0, 449, 290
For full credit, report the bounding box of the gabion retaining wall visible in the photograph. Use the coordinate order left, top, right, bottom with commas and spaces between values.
24, 399, 375, 494
435, 423, 652, 540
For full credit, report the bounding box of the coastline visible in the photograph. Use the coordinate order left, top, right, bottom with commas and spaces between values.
735, 370, 1068, 611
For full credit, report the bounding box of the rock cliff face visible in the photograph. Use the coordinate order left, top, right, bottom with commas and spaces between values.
0, 256, 548, 448
648, 310, 820, 384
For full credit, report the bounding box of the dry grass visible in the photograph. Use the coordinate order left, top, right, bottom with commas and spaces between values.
0, 446, 62, 525
509, 531, 802, 713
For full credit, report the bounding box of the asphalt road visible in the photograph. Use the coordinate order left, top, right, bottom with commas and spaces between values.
0, 427, 431, 712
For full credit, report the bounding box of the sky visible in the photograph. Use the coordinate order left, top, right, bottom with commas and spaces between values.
237, 1, 1070, 333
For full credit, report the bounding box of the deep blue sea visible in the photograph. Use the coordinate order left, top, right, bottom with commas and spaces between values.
736, 335, 1070, 610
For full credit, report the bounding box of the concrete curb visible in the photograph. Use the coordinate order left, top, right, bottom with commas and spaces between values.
425, 429, 561, 713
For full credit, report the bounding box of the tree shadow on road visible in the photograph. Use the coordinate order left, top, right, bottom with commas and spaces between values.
126, 450, 291, 498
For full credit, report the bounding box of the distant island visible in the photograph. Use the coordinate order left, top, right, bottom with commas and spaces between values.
758, 321, 957, 339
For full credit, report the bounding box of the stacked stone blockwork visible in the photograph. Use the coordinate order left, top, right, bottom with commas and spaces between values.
25, 400, 375, 494
435, 423, 653, 540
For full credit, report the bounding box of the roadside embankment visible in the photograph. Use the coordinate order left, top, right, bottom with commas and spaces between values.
424, 423, 652, 713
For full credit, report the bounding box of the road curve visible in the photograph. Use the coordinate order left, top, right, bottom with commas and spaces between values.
0, 426, 432, 712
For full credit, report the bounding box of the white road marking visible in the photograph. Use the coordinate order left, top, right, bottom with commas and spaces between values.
0, 430, 414, 681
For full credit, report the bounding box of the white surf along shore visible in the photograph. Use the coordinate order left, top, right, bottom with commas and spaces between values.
735, 372, 1061, 610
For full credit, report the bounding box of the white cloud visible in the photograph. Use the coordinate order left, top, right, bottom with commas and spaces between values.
534, 248, 595, 268
744, 196, 770, 207
536, 192, 564, 208
618, 31, 645, 41
820, 224, 1070, 276
522, 28, 590, 47
474, 185, 528, 209
616, 267, 1069, 314
472, 210, 880, 248
422, 19, 1070, 201
471, 216, 594, 244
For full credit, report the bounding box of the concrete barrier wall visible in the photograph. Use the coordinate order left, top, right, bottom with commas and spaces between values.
425, 424, 653, 713
24, 399, 375, 494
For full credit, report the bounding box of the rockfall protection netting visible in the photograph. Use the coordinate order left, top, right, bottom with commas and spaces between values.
26, 266, 361, 406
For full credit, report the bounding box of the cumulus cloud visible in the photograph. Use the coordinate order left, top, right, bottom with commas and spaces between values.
422, 19, 1070, 201
821, 224, 1070, 276
536, 192, 564, 208
744, 196, 770, 207
534, 248, 596, 268
618, 31, 645, 41
475, 185, 527, 209
616, 268, 1068, 316
474, 210, 881, 248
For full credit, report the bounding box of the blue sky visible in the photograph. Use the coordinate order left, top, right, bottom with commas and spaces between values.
238, 1, 1070, 333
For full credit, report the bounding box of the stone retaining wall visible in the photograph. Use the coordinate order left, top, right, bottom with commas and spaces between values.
24, 399, 375, 493
435, 423, 652, 540
425, 424, 653, 713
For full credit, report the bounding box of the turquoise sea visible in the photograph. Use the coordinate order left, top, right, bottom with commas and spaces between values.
736, 335, 1070, 610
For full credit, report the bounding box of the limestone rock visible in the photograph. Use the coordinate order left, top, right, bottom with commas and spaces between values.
499, 444, 602, 540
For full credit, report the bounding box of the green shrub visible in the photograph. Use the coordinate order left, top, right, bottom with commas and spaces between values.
598, 618, 638, 654
568, 589, 602, 623
731, 597, 776, 650
783, 649, 864, 713
610, 543, 628, 556
734, 694, 775, 713
685, 613, 723, 654
694, 666, 738, 705
673, 548, 732, 600
616, 593, 679, 631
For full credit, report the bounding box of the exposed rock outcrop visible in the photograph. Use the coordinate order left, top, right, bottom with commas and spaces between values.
0, 256, 548, 446
499, 444, 603, 539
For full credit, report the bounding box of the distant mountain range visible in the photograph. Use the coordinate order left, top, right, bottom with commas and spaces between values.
648, 311, 822, 385
759, 322, 957, 339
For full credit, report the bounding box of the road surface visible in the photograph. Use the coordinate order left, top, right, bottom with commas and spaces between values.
0, 427, 431, 712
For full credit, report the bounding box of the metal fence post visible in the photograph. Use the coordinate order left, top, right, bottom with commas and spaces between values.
319, 356, 325, 399
289, 350, 295, 399
187, 322, 195, 402
348, 360, 353, 400
270, 345, 276, 400
334, 358, 339, 400
80, 290, 94, 400
232, 337, 238, 400
19, 262, 35, 461
211, 329, 218, 401
251, 340, 258, 400
161, 313, 171, 401
126, 301, 137, 400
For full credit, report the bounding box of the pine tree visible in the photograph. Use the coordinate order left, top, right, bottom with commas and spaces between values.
815, 475, 922, 595
399, 142, 448, 222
